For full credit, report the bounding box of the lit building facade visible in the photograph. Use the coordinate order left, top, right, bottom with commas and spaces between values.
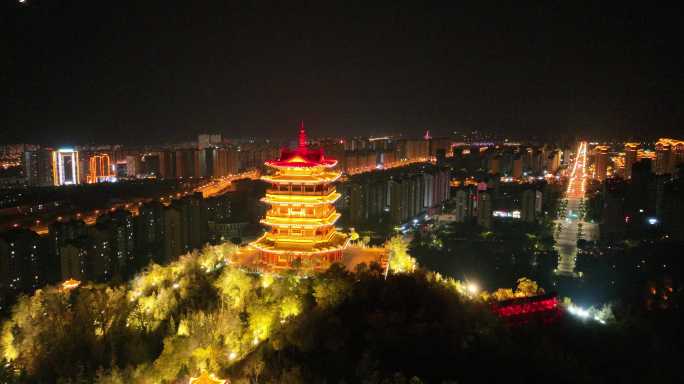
594, 145, 609, 181
624, 142, 639, 179
251, 126, 349, 270
655, 138, 684, 175
87, 153, 114, 183
52, 149, 80, 186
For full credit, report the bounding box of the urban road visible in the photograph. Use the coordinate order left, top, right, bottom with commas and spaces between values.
16, 171, 260, 236
554, 141, 598, 277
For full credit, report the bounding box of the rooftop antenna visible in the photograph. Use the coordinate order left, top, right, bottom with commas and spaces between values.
298, 120, 307, 148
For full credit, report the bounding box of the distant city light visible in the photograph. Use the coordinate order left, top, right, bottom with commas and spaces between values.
492, 210, 521, 219
648, 217, 658, 225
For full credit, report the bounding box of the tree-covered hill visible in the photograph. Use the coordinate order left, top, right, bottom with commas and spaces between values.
1, 243, 682, 383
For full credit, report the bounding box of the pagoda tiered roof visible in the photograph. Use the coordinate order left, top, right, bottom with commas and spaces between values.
262, 171, 341, 184
265, 123, 338, 169
265, 147, 338, 169
252, 231, 349, 255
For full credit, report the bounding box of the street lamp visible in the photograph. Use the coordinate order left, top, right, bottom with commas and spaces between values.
466, 282, 479, 297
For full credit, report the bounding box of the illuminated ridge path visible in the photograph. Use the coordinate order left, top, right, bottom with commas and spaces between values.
553, 141, 598, 277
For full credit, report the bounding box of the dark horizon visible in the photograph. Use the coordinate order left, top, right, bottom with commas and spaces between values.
2, 1, 683, 145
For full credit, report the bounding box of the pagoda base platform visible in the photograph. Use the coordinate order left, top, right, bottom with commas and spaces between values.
258, 249, 343, 271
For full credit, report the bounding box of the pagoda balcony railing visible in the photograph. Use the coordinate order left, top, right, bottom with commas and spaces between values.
266, 207, 335, 219
260, 212, 341, 227
265, 187, 336, 196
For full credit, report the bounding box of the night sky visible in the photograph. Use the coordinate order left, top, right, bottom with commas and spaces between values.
2, 1, 683, 145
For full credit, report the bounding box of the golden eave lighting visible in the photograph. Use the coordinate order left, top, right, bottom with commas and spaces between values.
62, 278, 81, 290
261, 191, 341, 205
249, 124, 348, 269
188, 372, 226, 384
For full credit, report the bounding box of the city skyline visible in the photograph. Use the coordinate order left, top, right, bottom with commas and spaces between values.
2, 3, 684, 382
2, 2, 683, 144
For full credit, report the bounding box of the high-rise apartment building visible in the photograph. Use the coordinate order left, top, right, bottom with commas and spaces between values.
0, 229, 43, 295
594, 145, 610, 181
97, 209, 136, 277
59, 227, 113, 283
136, 201, 165, 264
453, 189, 469, 222
654, 138, 684, 175
624, 143, 639, 179
512, 155, 523, 178
488, 156, 501, 175
521, 189, 543, 222
476, 192, 492, 228
162, 206, 183, 263
198, 133, 223, 150
23, 149, 54, 186
546, 150, 561, 174
51, 148, 81, 186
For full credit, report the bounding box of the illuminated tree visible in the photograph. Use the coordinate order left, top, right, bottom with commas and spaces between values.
349, 228, 360, 243
280, 295, 303, 320
491, 288, 516, 301
312, 265, 352, 309
514, 277, 544, 297
243, 358, 265, 384
386, 236, 416, 273
214, 268, 254, 309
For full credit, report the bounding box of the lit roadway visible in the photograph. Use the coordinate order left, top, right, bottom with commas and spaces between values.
26, 171, 260, 236
554, 141, 598, 277
195, 170, 259, 198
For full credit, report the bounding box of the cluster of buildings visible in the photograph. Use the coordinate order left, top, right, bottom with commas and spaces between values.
447, 142, 565, 179
339, 163, 450, 227
583, 138, 684, 242
449, 182, 544, 228
599, 157, 684, 242
18, 139, 280, 187
0, 181, 264, 306
317, 132, 453, 175
486, 146, 562, 177
1, 128, 579, 303
3, 132, 455, 189
590, 138, 684, 181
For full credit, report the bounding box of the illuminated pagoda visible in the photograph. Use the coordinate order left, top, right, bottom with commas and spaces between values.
251, 123, 349, 270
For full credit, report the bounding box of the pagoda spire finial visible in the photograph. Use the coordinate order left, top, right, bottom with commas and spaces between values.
298, 120, 307, 148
